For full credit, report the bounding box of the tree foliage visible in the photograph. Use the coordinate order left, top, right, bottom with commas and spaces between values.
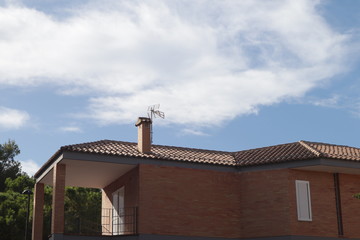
0, 140, 22, 192
0, 176, 35, 240
1, 178, 102, 240
0, 139, 28, 240
0, 140, 102, 240
65, 187, 102, 235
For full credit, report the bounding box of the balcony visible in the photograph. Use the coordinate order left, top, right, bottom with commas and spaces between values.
64, 207, 138, 236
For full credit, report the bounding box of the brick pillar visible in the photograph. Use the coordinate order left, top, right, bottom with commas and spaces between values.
32, 182, 44, 240
52, 164, 66, 234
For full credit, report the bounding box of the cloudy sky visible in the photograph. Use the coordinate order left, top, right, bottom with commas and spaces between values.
1, 0, 360, 176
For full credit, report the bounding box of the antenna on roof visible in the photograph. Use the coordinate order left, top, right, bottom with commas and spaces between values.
147, 104, 165, 120
147, 104, 165, 143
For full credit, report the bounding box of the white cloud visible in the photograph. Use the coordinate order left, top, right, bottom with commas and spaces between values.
313, 95, 340, 108
0, 0, 351, 127
0, 106, 29, 129
181, 128, 208, 136
59, 126, 82, 133
20, 159, 40, 176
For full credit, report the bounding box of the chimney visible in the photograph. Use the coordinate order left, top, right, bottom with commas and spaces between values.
135, 117, 152, 153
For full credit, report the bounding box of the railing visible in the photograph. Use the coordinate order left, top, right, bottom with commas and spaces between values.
64, 207, 137, 236
102, 207, 137, 235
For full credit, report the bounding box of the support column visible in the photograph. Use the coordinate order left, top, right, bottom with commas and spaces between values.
52, 164, 66, 234
32, 182, 44, 240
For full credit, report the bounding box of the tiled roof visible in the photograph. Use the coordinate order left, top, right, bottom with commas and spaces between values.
234, 141, 318, 166
60, 140, 360, 166
35, 140, 360, 178
61, 140, 236, 166
235, 141, 360, 166
304, 141, 360, 161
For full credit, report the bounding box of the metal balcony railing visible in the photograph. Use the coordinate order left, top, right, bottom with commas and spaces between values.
64, 207, 137, 236
102, 207, 137, 235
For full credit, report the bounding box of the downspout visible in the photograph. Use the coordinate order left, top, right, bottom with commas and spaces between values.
333, 173, 343, 236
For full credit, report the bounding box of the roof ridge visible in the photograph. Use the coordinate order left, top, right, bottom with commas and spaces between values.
299, 140, 322, 157
300, 140, 358, 149
234, 141, 300, 153
61, 139, 135, 148
62, 139, 234, 155
152, 143, 234, 155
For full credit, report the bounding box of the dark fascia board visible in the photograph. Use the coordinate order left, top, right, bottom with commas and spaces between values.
238, 158, 360, 173
319, 158, 360, 169
33, 150, 238, 180
34, 150, 62, 179
236, 159, 323, 172
61, 151, 239, 173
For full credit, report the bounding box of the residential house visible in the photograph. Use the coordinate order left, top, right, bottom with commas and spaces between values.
32, 117, 360, 240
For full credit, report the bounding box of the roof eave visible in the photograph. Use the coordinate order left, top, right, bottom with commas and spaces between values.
34, 149, 63, 179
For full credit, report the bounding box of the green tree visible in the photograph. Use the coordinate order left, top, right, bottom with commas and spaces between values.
0, 175, 102, 239
65, 187, 102, 234
0, 139, 102, 239
0, 139, 29, 240
0, 176, 35, 240
0, 140, 22, 191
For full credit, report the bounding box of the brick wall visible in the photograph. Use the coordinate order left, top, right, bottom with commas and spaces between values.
102, 166, 139, 209
239, 169, 291, 238
100, 163, 360, 239
52, 163, 66, 234
138, 164, 242, 238
289, 169, 338, 238
238, 169, 353, 239
102, 166, 139, 234
339, 173, 360, 238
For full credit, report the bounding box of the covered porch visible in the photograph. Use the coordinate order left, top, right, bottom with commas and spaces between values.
32, 155, 139, 240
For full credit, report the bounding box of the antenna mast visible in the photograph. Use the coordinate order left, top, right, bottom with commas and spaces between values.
147, 104, 165, 143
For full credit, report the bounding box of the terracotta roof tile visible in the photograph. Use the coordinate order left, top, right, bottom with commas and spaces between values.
33, 140, 360, 179
303, 141, 360, 162
61, 140, 236, 166
234, 141, 319, 166
59, 139, 360, 168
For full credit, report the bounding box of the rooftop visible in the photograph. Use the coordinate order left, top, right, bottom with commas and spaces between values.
58, 140, 360, 164
35, 139, 360, 179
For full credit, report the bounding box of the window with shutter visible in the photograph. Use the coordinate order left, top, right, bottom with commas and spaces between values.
295, 180, 312, 221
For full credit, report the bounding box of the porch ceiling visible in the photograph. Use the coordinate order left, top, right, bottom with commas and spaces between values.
38, 159, 136, 189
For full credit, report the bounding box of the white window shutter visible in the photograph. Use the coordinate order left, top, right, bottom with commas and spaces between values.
295, 180, 312, 221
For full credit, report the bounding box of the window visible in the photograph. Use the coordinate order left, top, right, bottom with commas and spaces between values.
295, 180, 312, 221
112, 187, 125, 234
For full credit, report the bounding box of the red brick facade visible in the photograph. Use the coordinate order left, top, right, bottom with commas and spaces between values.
239, 169, 291, 238
33, 138, 360, 240
289, 170, 338, 237
102, 167, 139, 234
52, 164, 66, 234
32, 183, 44, 240
101, 165, 360, 239
138, 164, 242, 238
339, 173, 360, 238
102, 166, 139, 209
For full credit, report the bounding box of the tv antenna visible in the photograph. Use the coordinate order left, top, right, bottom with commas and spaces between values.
147, 104, 165, 143
147, 104, 165, 120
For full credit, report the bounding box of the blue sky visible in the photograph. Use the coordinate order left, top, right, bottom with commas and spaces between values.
0, 0, 360, 176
